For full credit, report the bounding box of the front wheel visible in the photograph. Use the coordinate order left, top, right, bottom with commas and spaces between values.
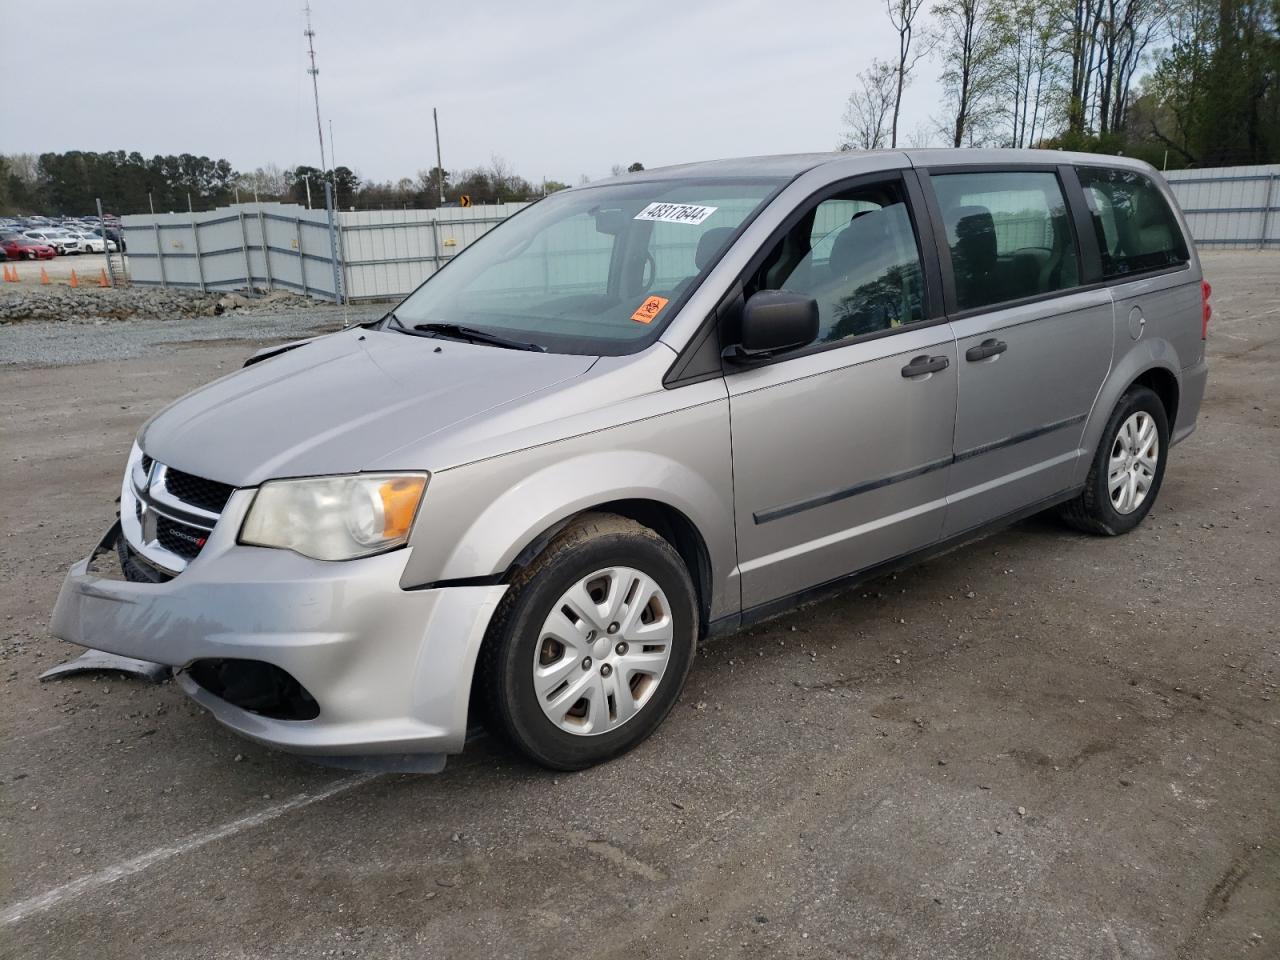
1060, 385, 1169, 535
478, 513, 697, 770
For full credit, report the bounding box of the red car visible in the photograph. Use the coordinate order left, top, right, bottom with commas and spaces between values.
0, 233, 56, 260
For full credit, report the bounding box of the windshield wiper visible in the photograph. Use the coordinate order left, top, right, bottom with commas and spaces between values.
412, 322, 546, 352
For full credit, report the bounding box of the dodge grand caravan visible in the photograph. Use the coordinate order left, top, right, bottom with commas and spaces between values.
50, 150, 1209, 771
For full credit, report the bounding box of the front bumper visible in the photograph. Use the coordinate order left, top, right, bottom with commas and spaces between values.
49, 508, 506, 758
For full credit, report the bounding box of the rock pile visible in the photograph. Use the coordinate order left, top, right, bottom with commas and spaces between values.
0, 286, 319, 324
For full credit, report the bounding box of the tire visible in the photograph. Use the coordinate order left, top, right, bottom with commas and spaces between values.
1060, 385, 1169, 535
478, 512, 698, 770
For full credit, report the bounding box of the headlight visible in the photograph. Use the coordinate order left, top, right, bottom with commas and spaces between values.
240, 473, 428, 561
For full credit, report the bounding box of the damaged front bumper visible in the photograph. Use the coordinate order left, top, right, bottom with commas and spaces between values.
49, 499, 506, 763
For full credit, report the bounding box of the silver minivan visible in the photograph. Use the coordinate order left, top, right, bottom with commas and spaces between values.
50, 150, 1210, 771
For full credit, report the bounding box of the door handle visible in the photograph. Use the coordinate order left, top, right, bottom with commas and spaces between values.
965, 338, 1008, 362
901, 354, 950, 378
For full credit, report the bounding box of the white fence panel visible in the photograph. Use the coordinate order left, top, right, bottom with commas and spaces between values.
1165, 165, 1280, 249
338, 204, 529, 301
122, 203, 340, 299
118, 167, 1276, 306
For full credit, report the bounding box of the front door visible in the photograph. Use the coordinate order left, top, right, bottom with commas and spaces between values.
921, 167, 1115, 536
726, 174, 958, 610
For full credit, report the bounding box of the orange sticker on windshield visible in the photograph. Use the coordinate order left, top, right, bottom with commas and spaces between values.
630, 296, 669, 324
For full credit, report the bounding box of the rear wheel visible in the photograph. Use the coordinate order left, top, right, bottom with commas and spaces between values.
1060, 385, 1169, 535
478, 513, 697, 770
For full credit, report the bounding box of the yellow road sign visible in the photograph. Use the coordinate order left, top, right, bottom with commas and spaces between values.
459, 195, 472, 208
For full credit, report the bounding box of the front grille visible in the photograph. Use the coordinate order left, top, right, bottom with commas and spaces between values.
164, 468, 234, 514
127, 453, 235, 573
156, 514, 208, 560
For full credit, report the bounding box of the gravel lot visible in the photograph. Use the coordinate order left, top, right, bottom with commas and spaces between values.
1, 251, 1276, 959
0, 302, 380, 365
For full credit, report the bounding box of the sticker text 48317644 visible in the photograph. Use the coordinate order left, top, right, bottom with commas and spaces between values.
633, 203, 718, 226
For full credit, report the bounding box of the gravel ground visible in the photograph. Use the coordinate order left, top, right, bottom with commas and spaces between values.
0, 250, 1276, 959
0, 303, 382, 365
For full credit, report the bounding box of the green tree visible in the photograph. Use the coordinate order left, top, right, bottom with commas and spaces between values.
1194, 0, 1279, 164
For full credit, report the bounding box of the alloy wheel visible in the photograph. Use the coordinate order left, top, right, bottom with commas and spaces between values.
1109, 411, 1159, 514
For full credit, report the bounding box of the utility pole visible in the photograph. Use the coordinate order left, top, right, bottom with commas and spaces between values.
433, 107, 446, 205
329, 118, 339, 207
304, 3, 327, 175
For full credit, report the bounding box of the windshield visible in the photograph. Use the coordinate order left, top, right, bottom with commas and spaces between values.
387, 177, 784, 355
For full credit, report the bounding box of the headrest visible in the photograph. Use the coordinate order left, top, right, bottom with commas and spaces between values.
951, 205, 997, 271
695, 227, 736, 271
829, 210, 890, 277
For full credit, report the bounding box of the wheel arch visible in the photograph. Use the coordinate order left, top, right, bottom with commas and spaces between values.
1075, 342, 1182, 486
1130, 366, 1179, 427
503, 498, 715, 637
415, 447, 737, 627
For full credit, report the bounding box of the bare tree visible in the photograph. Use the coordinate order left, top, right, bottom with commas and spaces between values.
238, 163, 290, 200
994, 0, 1066, 147
932, 0, 1003, 146
885, 0, 934, 147
1098, 0, 1163, 133
486, 154, 514, 197
840, 59, 898, 149
3, 153, 39, 184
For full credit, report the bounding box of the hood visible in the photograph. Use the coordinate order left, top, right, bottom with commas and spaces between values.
140, 327, 597, 486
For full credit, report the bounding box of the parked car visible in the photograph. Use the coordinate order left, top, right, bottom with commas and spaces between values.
1, 233, 56, 260
62, 229, 112, 253
51, 149, 1208, 772
23, 229, 79, 255
92, 226, 124, 252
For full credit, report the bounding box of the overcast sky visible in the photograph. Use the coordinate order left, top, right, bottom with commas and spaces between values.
2, 0, 945, 184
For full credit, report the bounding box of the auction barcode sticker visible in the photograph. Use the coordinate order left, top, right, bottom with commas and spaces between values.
634, 202, 718, 225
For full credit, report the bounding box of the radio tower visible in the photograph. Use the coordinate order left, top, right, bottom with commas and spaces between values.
304, 3, 328, 173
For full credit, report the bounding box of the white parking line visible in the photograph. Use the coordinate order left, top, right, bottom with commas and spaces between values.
1, 773, 376, 927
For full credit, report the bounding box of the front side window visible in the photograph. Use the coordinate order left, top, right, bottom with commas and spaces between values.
1076, 166, 1189, 278
753, 179, 926, 345
389, 177, 783, 355
931, 171, 1080, 311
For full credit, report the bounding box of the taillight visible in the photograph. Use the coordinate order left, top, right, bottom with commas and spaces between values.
1201, 280, 1212, 339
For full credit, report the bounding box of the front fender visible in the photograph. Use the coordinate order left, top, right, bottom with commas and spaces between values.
450, 450, 730, 604
402, 397, 738, 620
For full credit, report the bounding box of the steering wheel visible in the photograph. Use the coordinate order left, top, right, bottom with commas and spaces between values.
638, 252, 656, 293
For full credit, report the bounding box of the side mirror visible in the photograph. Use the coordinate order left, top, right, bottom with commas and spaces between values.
724, 290, 819, 364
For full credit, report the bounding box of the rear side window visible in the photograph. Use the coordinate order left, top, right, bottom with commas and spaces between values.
930, 171, 1081, 312
1076, 167, 1189, 278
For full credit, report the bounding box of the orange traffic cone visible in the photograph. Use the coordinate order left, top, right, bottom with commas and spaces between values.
6, 265, 18, 283
98, 268, 109, 288
68, 269, 79, 288
40, 267, 50, 285
2, 264, 11, 282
